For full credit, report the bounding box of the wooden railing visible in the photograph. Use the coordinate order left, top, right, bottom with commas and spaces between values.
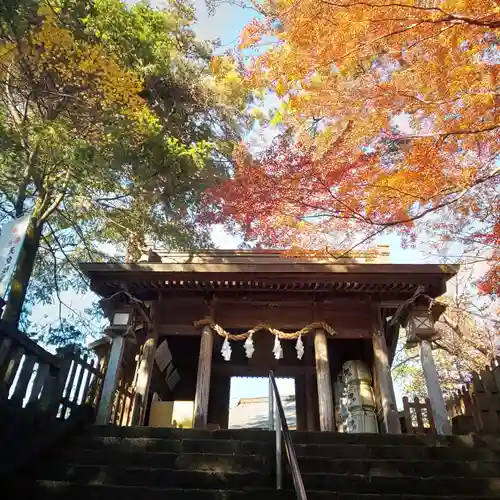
59, 350, 105, 419
402, 359, 500, 436
402, 396, 436, 434
0, 323, 105, 418
447, 360, 500, 434
110, 381, 136, 426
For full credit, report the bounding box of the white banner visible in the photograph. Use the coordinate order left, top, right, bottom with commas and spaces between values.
0, 213, 31, 298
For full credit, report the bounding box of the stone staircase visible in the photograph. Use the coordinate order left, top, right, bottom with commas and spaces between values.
11, 427, 500, 499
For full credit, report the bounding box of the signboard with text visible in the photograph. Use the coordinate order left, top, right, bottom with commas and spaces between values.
154, 338, 173, 372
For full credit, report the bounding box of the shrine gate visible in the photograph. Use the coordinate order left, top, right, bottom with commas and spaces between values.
81, 248, 456, 433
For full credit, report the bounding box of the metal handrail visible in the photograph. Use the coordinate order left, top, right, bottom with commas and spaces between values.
268, 370, 308, 499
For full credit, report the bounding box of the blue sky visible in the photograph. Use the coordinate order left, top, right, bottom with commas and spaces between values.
193, 0, 256, 45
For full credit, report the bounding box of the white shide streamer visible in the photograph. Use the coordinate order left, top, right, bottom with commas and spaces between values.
296, 335, 304, 360
244, 333, 254, 359
221, 335, 232, 361
273, 335, 283, 360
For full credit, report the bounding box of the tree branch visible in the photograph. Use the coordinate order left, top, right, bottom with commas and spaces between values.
370, 166, 500, 227
43, 237, 94, 335
45, 221, 90, 284
319, 1, 500, 28
401, 125, 499, 140
39, 170, 71, 223
391, 352, 420, 371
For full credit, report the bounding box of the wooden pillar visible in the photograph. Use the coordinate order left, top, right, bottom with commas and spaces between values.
194, 325, 213, 429
304, 335, 318, 431
219, 376, 231, 430
96, 335, 125, 425
208, 374, 231, 429
295, 375, 307, 431
372, 320, 401, 434
314, 329, 335, 431
420, 340, 452, 435
305, 373, 317, 431
134, 329, 157, 426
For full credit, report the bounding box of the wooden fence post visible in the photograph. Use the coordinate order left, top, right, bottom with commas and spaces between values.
27, 363, 50, 410
424, 397, 435, 432
402, 396, 413, 434
10, 355, 36, 406
0, 337, 13, 373
402, 396, 437, 435
130, 393, 142, 426
46, 355, 72, 418
413, 395, 425, 432
0, 346, 24, 399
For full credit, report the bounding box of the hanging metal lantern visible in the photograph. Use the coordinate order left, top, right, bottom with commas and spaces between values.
105, 305, 134, 337
406, 305, 439, 346
104, 304, 137, 344
112, 309, 132, 327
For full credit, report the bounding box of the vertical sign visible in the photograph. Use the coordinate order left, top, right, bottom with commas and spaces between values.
0, 213, 31, 299
154, 339, 173, 372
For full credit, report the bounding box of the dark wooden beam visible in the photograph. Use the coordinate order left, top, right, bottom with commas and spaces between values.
157, 325, 200, 336
211, 364, 316, 378
157, 322, 372, 339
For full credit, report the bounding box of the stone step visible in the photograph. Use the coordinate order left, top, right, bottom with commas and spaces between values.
36, 465, 500, 496
54, 449, 500, 477
16, 481, 500, 500
58, 449, 268, 472
71, 436, 500, 461
83, 427, 500, 449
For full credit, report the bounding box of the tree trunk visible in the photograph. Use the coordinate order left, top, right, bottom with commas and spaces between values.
2, 213, 43, 328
